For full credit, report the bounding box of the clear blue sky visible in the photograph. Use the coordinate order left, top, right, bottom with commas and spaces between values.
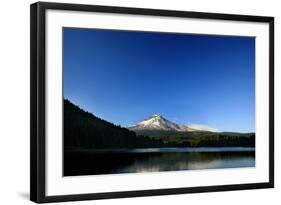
63, 27, 255, 133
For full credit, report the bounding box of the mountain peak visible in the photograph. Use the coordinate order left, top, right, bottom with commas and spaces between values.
128, 114, 218, 133
129, 114, 195, 132
151, 114, 161, 118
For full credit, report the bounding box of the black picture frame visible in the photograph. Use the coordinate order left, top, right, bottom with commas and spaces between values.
30, 1, 274, 203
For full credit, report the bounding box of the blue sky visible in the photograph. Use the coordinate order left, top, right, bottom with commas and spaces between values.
63, 28, 255, 133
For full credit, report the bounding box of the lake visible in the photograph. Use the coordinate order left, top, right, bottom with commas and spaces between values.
64, 147, 255, 176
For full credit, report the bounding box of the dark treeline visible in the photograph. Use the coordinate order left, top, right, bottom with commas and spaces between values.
64, 99, 255, 150
64, 99, 137, 149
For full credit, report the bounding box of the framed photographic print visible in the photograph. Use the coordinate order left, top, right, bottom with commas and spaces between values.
30, 2, 274, 203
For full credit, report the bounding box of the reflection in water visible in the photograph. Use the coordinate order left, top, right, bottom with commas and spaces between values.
64, 148, 255, 176
118, 152, 255, 173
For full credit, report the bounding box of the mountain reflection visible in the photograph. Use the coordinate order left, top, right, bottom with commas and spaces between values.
64, 148, 255, 176
118, 152, 254, 173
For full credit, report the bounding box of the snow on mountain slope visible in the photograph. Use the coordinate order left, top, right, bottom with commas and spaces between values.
128, 114, 200, 132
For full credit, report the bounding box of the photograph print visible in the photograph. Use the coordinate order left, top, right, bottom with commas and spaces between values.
63, 27, 255, 176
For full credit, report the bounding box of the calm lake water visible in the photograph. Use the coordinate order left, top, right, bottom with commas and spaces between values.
64, 147, 255, 176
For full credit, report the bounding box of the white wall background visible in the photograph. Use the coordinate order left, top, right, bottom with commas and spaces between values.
0, 0, 279, 204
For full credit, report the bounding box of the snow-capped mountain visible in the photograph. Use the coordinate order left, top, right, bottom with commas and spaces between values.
128, 114, 198, 132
